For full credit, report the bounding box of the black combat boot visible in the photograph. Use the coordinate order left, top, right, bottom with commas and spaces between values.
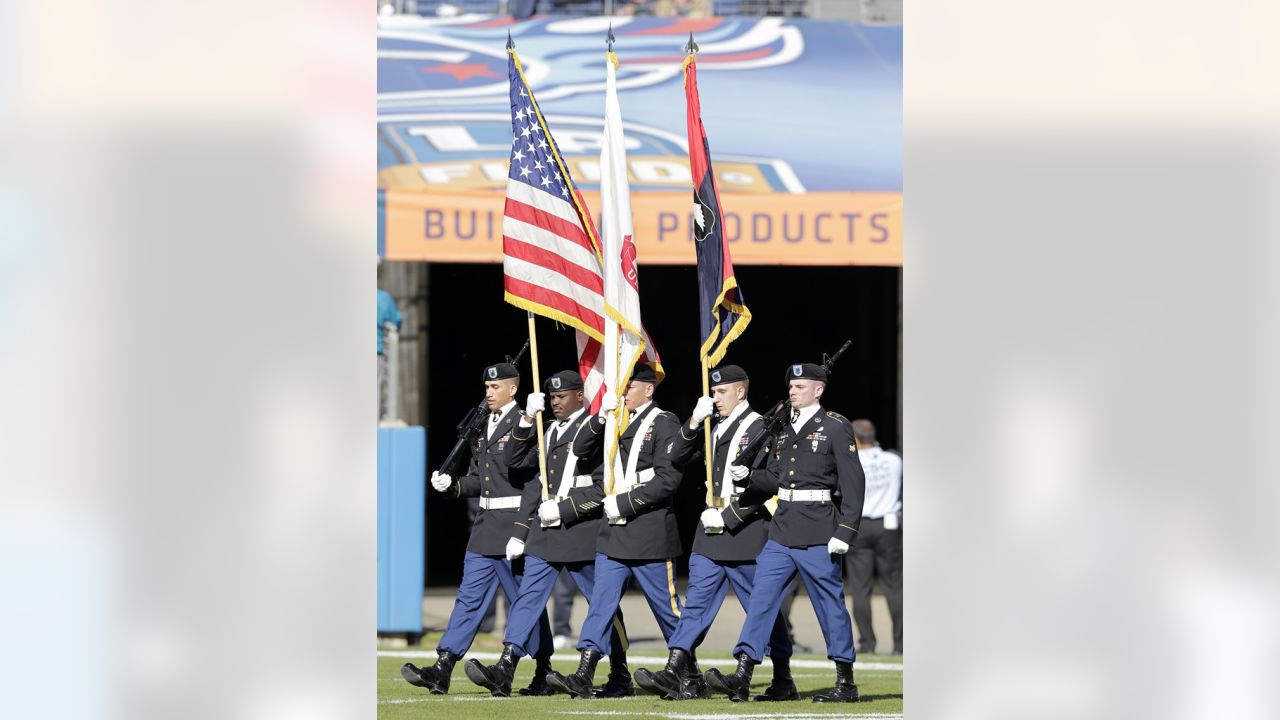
678, 650, 708, 699
811, 660, 860, 703
634, 648, 688, 699
463, 643, 518, 697
704, 653, 756, 702
593, 654, 634, 698
401, 650, 461, 694
517, 656, 555, 696
753, 656, 799, 701
546, 648, 602, 698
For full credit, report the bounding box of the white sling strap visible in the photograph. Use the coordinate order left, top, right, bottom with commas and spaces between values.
612, 407, 660, 494
553, 442, 582, 499
719, 411, 760, 502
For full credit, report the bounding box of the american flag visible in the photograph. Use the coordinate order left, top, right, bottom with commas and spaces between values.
501, 46, 607, 411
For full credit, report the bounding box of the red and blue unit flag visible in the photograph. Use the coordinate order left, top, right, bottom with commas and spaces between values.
684, 53, 751, 366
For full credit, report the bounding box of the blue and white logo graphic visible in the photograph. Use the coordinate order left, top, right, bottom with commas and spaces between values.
378, 17, 800, 109
377, 15, 902, 193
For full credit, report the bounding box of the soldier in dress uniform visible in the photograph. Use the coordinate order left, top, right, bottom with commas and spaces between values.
705, 362, 866, 703
463, 370, 631, 697
544, 364, 687, 698
633, 364, 797, 701
400, 362, 554, 694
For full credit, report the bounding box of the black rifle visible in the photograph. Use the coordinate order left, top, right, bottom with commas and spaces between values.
435, 340, 531, 480
730, 340, 853, 481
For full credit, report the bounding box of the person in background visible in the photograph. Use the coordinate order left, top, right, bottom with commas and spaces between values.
611, 0, 650, 16
552, 569, 577, 649
509, 0, 537, 19
653, 0, 711, 18
377, 287, 402, 421
847, 419, 903, 655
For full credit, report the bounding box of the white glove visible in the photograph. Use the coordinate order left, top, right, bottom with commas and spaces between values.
505, 537, 525, 561
700, 507, 725, 532
599, 393, 619, 413
827, 537, 850, 555
539, 500, 561, 526
691, 396, 715, 424
728, 465, 751, 481
524, 392, 545, 417
430, 471, 452, 492
604, 494, 621, 521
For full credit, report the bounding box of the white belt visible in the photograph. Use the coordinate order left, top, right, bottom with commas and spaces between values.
608, 469, 656, 525
479, 495, 522, 510
551, 476, 595, 500
777, 488, 832, 502
614, 467, 656, 493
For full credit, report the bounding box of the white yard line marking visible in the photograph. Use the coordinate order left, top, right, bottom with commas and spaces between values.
378, 695, 510, 703
377, 651, 901, 672
550, 707, 901, 712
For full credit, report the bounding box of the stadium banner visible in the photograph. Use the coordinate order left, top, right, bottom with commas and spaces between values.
378, 15, 902, 266
385, 189, 901, 265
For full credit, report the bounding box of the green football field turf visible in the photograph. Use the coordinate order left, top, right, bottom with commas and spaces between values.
378, 645, 903, 719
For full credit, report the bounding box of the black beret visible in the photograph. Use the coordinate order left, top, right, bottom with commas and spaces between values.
543, 370, 583, 392
482, 362, 520, 382
786, 362, 827, 382
708, 364, 748, 386
629, 364, 659, 385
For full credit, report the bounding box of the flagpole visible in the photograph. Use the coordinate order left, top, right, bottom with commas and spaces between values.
605, 341, 622, 496
603, 24, 624, 500
527, 311, 550, 502
702, 357, 717, 511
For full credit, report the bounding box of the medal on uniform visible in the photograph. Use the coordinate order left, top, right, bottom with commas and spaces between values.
808, 430, 827, 452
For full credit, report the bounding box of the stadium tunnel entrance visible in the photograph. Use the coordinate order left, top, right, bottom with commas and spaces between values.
379, 260, 901, 587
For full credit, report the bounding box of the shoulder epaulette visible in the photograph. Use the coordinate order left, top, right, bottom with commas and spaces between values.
826, 410, 851, 424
